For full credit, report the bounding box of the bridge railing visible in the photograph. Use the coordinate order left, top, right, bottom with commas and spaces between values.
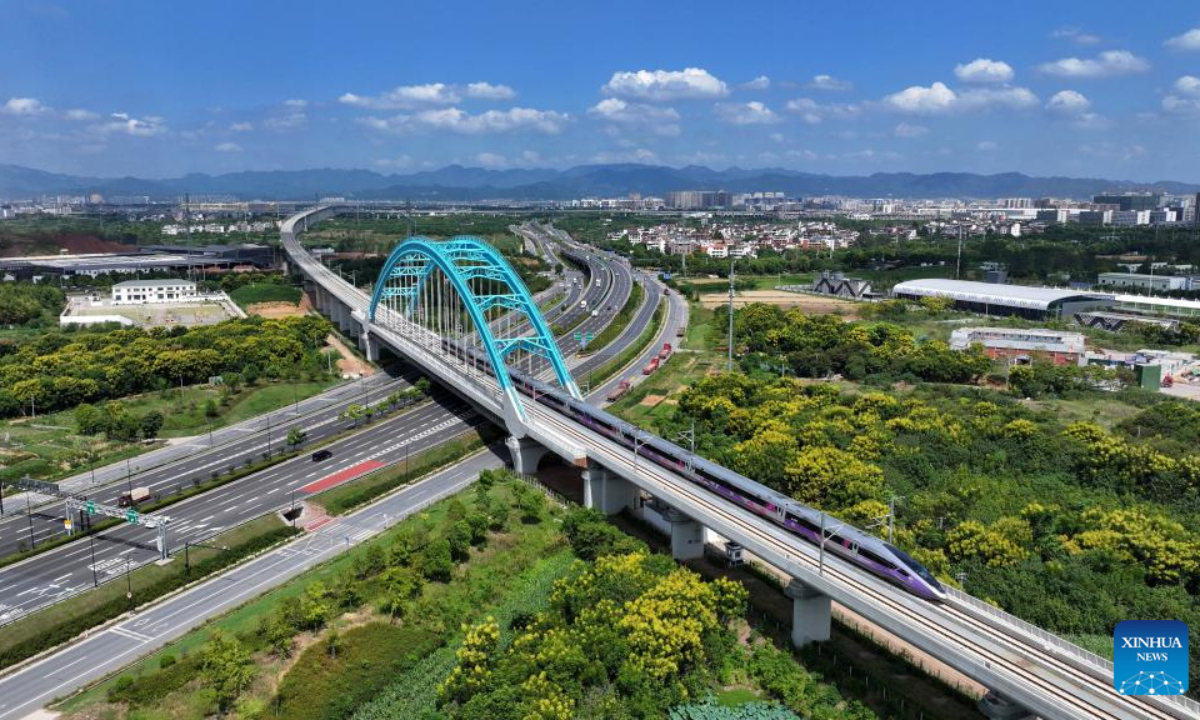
946, 586, 1200, 714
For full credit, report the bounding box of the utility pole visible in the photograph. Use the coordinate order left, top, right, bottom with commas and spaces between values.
727, 256, 735, 372
955, 227, 963, 280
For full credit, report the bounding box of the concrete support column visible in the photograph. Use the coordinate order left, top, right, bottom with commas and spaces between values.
785, 578, 831, 647
359, 331, 379, 363
664, 507, 705, 561
582, 462, 634, 515
506, 435, 549, 476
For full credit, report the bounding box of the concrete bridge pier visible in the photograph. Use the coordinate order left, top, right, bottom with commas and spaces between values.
785, 578, 831, 647
506, 435, 550, 476
358, 331, 379, 363
664, 507, 705, 561
582, 461, 635, 515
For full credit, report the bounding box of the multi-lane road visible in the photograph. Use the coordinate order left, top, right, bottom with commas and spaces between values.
0, 444, 510, 720
0, 371, 415, 556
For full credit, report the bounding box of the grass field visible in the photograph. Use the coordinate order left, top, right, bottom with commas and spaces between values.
0, 379, 340, 484
229, 283, 303, 309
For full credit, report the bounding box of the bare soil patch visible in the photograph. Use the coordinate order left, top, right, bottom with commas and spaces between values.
700, 290, 861, 318
248, 294, 312, 319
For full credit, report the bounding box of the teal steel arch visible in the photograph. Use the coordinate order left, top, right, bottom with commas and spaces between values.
368, 235, 581, 422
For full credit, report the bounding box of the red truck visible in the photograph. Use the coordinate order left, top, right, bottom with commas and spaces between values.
659, 343, 672, 360
606, 379, 632, 402
643, 357, 660, 375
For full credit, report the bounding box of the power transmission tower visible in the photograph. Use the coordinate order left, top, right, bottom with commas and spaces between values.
727, 256, 735, 372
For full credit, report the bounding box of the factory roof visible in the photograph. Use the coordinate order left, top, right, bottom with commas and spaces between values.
892, 279, 1113, 311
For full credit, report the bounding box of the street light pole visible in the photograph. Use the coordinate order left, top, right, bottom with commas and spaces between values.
26, 501, 35, 550
89, 533, 98, 587
727, 256, 735, 372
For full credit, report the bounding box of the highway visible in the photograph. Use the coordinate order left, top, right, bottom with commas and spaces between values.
0, 371, 414, 557
0, 445, 509, 720
0, 391, 482, 625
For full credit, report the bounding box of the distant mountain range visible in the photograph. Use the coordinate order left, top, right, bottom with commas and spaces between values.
1, 162, 1197, 202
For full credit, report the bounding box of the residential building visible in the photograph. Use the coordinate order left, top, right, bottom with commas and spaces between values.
1093, 193, 1160, 212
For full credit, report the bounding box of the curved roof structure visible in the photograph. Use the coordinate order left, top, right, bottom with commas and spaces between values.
892, 278, 1112, 311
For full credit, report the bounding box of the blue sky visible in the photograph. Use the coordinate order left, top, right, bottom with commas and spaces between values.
3, 0, 1200, 181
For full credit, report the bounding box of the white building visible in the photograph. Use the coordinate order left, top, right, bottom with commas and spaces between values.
112, 278, 198, 304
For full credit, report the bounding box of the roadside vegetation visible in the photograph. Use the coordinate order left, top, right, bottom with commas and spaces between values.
58, 471, 881, 720
580, 281, 643, 357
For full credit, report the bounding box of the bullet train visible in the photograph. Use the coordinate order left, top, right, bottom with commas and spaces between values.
445, 339, 947, 601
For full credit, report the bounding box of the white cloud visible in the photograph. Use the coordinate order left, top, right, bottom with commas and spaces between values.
809, 74, 852, 91
882, 82, 957, 114
264, 110, 307, 131
214, 142, 242, 153
1174, 75, 1200, 96
92, 112, 166, 137
1165, 26, 1200, 52
784, 97, 860, 124
474, 152, 508, 168
339, 83, 460, 109
2, 97, 48, 116
359, 106, 569, 135
1052, 27, 1101, 45
65, 108, 98, 121
740, 75, 770, 91
1045, 90, 1091, 114
977, 140, 997, 152
954, 58, 1014, 84
894, 122, 929, 138
714, 101, 780, 125
882, 82, 1037, 114
590, 148, 660, 164
373, 155, 414, 170
587, 98, 680, 136
466, 82, 516, 100
1037, 50, 1149, 78
1162, 75, 1200, 114
229, 121, 254, 132
602, 68, 728, 101
283, 98, 308, 108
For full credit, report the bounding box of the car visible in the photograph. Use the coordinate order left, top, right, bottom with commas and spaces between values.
311, 449, 333, 462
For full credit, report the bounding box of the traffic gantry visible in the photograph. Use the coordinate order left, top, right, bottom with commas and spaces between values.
785, 577, 831, 648
64, 496, 172, 560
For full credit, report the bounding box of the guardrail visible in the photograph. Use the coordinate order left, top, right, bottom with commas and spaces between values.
945, 587, 1200, 714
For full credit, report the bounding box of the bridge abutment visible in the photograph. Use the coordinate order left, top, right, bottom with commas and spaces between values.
506, 435, 550, 476
664, 507, 705, 561
582, 462, 635, 515
785, 578, 831, 647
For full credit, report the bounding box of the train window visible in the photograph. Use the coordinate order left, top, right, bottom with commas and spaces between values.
859, 548, 898, 570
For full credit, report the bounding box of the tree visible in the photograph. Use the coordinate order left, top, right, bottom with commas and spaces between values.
139, 411, 165, 440
204, 398, 220, 418
287, 427, 307, 447
74, 403, 105, 436
298, 581, 330, 630
201, 631, 254, 713
422, 538, 454, 582
782, 446, 884, 511
378, 566, 423, 622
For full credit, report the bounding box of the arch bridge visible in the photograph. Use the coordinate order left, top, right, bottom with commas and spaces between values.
367, 235, 581, 426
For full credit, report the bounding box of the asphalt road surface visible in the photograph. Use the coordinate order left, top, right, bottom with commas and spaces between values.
0, 446, 508, 720
0, 371, 416, 558
0, 393, 481, 624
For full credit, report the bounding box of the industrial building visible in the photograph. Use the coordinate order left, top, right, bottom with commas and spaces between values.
950, 327, 1088, 366
891, 278, 1114, 320
111, 279, 197, 304
0, 243, 274, 281
1097, 272, 1192, 292
810, 271, 874, 299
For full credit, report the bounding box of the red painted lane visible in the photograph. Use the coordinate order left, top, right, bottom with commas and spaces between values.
301, 460, 385, 494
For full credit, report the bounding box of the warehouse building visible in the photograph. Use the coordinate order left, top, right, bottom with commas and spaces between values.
950, 327, 1087, 366
892, 279, 1114, 320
